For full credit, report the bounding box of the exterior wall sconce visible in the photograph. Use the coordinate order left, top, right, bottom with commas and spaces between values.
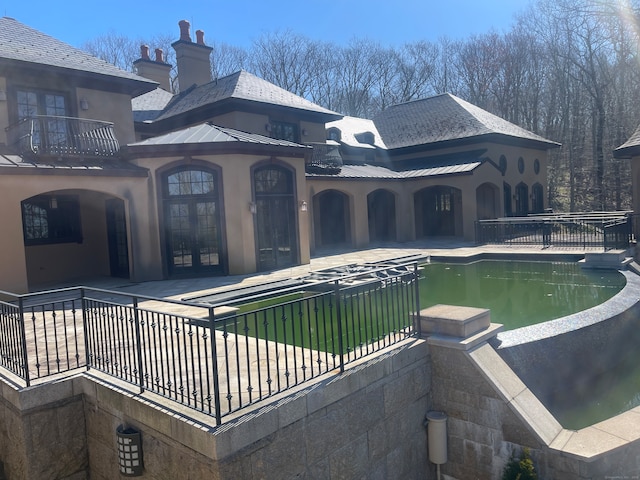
249, 202, 257, 214
80, 98, 89, 110
299, 201, 308, 212
265, 123, 272, 132
116, 425, 143, 477
49, 197, 58, 209
301, 128, 308, 136
0, 90, 6, 101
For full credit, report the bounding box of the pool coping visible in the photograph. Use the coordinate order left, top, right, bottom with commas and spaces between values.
495, 269, 640, 347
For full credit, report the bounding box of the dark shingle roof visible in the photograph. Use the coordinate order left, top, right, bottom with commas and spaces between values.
373, 93, 559, 150
149, 70, 341, 123
614, 124, 640, 157
132, 88, 175, 122
0, 17, 157, 95
128, 123, 310, 148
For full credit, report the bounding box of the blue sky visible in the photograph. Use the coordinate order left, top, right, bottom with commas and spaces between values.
1, 0, 532, 48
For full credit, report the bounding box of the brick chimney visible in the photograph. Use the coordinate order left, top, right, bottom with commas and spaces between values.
171, 20, 213, 92
133, 45, 172, 92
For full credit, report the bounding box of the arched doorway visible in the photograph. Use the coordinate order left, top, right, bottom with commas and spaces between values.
253, 164, 298, 271
515, 182, 529, 216
531, 183, 544, 213
414, 186, 462, 237
21, 190, 130, 288
503, 182, 513, 217
367, 189, 396, 242
162, 166, 225, 276
314, 190, 351, 247
476, 183, 499, 220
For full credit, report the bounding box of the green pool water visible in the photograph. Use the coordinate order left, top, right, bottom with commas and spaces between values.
420, 260, 638, 429
228, 259, 632, 429
419, 260, 626, 329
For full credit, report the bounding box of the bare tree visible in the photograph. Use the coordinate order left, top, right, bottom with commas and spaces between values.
211, 41, 249, 80
249, 30, 323, 98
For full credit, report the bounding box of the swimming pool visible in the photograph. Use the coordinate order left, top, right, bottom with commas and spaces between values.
419, 260, 626, 330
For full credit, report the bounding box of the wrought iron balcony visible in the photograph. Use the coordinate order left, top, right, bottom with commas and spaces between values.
305, 142, 343, 175
5, 115, 120, 158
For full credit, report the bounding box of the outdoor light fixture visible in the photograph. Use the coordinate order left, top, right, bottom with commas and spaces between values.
265, 123, 272, 132
249, 202, 257, 214
0, 90, 6, 101
80, 98, 89, 110
116, 425, 143, 477
299, 200, 308, 212
49, 197, 58, 209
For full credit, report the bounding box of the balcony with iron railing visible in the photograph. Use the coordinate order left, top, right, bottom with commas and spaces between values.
305, 142, 343, 174
5, 115, 120, 158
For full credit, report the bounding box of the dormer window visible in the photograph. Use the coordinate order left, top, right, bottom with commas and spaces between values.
355, 131, 375, 145
270, 120, 299, 143
327, 128, 341, 142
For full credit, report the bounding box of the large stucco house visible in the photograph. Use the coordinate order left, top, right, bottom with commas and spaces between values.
0, 17, 559, 293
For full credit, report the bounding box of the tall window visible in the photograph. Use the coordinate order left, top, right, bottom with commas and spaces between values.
17, 89, 68, 148
21, 195, 82, 245
163, 167, 223, 275
270, 121, 299, 142
253, 165, 297, 270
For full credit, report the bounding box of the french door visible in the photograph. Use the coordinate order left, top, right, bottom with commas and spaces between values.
254, 165, 298, 271
163, 167, 224, 276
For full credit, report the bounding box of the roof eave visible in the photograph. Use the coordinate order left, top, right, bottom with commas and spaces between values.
385, 132, 560, 155
0, 58, 158, 97
122, 141, 310, 159
613, 144, 640, 159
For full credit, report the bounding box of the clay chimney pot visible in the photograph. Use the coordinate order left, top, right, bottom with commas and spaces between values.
140, 45, 150, 60
179, 20, 191, 42
196, 30, 205, 45
154, 48, 164, 63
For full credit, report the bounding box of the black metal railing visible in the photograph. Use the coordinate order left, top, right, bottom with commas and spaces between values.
0, 263, 419, 425
5, 115, 120, 157
475, 212, 633, 251
305, 142, 343, 174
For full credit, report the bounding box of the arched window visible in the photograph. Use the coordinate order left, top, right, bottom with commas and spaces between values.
532, 183, 544, 213
253, 165, 298, 270
163, 166, 224, 275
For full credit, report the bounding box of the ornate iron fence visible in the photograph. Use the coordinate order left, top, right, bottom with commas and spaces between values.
0, 263, 419, 425
475, 212, 633, 251
5, 115, 120, 157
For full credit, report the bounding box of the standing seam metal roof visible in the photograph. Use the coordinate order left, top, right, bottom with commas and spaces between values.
306, 162, 481, 179
128, 123, 310, 148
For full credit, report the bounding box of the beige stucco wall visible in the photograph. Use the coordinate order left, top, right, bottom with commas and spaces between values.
0, 172, 161, 293
0, 77, 137, 148
25, 191, 111, 286
132, 152, 310, 276
307, 143, 551, 248
75, 88, 136, 145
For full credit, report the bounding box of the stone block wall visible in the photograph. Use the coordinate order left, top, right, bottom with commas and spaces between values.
0, 378, 88, 479
81, 338, 432, 480
429, 340, 640, 480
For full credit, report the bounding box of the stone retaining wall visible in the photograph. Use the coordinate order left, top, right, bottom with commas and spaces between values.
0, 339, 433, 480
